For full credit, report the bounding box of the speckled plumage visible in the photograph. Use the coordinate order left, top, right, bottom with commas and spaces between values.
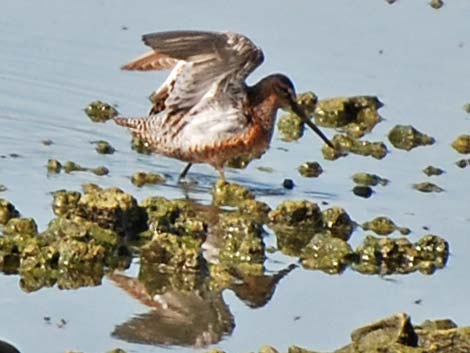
114, 30, 333, 179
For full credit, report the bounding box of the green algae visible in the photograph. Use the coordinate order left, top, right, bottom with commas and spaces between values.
131, 171, 165, 187
84, 100, 118, 123
388, 125, 435, 151
298, 162, 323, 178
49, 160, 109, 176
451, 135, 470, 154
362, 217, 410, 236
413, 182, 444, 193
352, 172, 389, 186
422, 166, 445, 176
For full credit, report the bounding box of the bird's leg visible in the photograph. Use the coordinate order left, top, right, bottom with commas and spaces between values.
178, 163, 193, 181
217, 167, 226, 182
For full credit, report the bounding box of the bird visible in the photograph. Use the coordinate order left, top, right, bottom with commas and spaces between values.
114, 30, 333, 180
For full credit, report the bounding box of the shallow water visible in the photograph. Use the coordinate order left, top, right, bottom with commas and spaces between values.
1, 1, 470, 352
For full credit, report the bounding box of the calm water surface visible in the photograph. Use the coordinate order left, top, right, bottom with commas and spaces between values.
1, 1, 470, 352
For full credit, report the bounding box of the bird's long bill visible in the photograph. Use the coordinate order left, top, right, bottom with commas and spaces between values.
290, 101, 335, 149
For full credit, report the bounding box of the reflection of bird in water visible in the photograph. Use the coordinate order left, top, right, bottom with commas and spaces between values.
108, 271, 234, 348
114, 30, 333, 180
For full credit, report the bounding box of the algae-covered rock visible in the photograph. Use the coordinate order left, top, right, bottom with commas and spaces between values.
413, 182, 444, 193
77, 185, 145, 235
298, 162, 323, 178
212, 180, 255, 207
463, 103, 470, 114
314, 96, 383, 129
388, 125, 435, 151
422, 166, 445, 176
237, 199, 271, 224
269, 200, 322, 228
429, 0, 444, 9
455, 159, 470, 168
0, 198, 20, 225
226, 155, 253, 169
353, 234, 448, 275
94, 140, 115, 154
84, 100, 118, 123
300, 232, 354, 274
131, 172, 165, 187
91, 166, 109, 176
2, 218, 38, 236
63, 161, 86, 173
141, 196, 207, 238
349, 313, 418, 351
352, 172, 389, 186
47, 159, 62, 173
217, 212, 265, 265
322, 207, 354, 241
414, 235, 449, 274
362, 217, 410, 236
51, 190, 81, 217
141, 232, 204, 272
131, 135, 152, 155
352, 186, 373, 198
451, 135, 470, 154
0, 185, 6, 192
278, 113, 304, 142
322, 134, 388, 161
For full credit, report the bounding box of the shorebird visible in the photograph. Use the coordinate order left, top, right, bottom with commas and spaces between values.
114, 30, 333, 180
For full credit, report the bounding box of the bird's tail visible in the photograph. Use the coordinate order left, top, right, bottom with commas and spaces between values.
113, 116, 148, 134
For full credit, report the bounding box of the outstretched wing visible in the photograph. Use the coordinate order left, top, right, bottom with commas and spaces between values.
122, 31, 264, 114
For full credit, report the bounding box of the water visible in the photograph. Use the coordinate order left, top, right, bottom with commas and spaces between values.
1, 1, 470, 352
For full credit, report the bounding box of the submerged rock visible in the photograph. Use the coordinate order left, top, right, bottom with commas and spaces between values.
429, 0, 444, 9
388, 125, 435, 151
422, 166, 445, 176
298, 162, 323, 178
362, 216, 410, 236
84, 100, 118, 123
352, 172, 389, 186
413, 182, 444, 193
352, 186, 374, 198
94, 140, 115, 154
451, 135, 470, 154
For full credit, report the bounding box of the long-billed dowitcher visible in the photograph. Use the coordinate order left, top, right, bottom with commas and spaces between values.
114, 30, 333, 180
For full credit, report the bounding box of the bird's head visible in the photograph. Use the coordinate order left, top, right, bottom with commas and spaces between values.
268, 74, 334, 148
